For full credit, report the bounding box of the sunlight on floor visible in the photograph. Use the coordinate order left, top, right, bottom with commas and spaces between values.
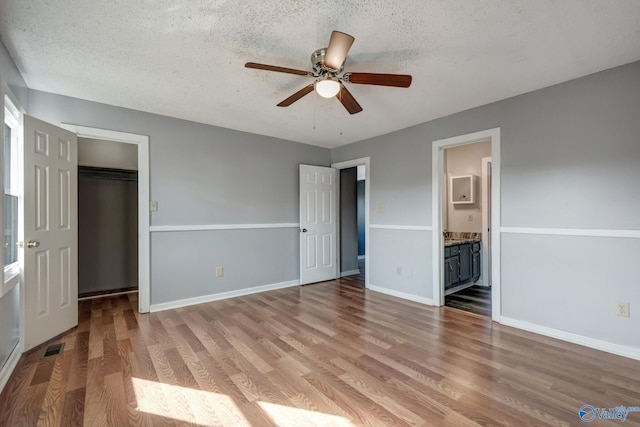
132, 377, 249, 425
258, 401, 355, 426
132, 377, 355, 426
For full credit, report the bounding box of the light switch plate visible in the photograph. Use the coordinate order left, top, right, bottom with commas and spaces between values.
149, 201, 158, 212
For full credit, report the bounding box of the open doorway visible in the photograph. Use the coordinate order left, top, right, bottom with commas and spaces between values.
78, 138, 138, 299
432, 128, 501, 321
338, 165, 366, 288
442, 141, 491, 316
332, 157, 370, 289
61, 124, 150, 313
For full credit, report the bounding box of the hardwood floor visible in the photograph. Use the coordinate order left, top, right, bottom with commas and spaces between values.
1, 279, 639, 426
445, 286, 491, 317
340, 259, 365, 289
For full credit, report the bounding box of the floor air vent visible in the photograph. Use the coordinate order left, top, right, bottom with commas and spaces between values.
42, 343, 65, 358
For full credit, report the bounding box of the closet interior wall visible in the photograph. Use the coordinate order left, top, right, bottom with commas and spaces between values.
78, 166, 138, 296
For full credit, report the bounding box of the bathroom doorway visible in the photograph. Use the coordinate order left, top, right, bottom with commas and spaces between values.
442, 141, 491, 316
432, 128, 501, 321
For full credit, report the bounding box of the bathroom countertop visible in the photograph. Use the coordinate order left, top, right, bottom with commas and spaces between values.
444, 238, 481, 246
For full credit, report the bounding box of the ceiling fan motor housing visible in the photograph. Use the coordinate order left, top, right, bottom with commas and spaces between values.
311, 48, 344, 76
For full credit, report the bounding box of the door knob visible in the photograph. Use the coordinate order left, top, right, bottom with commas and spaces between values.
26, 240, 40, 248
301, 228, 308, 233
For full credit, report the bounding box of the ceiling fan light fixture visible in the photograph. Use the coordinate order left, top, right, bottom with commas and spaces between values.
315, 78, 341, 98
246, 30, 412, 113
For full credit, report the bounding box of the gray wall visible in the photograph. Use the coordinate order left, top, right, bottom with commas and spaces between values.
0, 286, 19, 371
331, 60, 640, 350
0, 40, 28, 109
152, 228, 299, 304
339, 168, 358, 273
27, 90, 330, 305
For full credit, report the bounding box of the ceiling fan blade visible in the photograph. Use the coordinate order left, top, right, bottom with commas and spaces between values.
245, 62, 311, 76
277, 84, 315, 107
337, 84, 363, 114
345, 72, 412, 88
324, 31, 355, 71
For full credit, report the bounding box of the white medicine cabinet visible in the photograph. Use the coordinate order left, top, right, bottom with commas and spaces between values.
450, 174, 476, 204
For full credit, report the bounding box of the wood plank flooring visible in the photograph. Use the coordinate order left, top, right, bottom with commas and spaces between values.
339, 259, 366, 289
445, 286, 492, 317
337, 272, 365, 290
1, 279, 639, 426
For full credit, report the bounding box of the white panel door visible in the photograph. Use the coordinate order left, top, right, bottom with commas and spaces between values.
21, 115, 78, 351
300, 165, 338, 285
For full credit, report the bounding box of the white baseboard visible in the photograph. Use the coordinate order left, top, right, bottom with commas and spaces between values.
367, 284, 434, 306
340, 269, 360, 277
500, 317, 640, 361
369, 224, 432, 231
150, 223, 299, 232
78, 289, 138, 301
0, 344, 21, 394
150, 280, 300, 312
500, 227, 640, 239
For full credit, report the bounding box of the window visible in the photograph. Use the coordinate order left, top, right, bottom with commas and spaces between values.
2, 94, 21, 295
4, 120, 18, 266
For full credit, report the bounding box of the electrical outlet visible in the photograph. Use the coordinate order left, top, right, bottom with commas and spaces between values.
616, 302, 629, 317
149, 201, 158, 212
377, 203, 385, 213
215, 266, 224, 278
396, 266, 402, 276
467, 214, 473, 221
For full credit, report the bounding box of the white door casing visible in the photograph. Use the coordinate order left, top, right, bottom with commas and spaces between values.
481, 157, 492, 287
21, 115, 78, 351
299, 165, 338, 285
61, 123, 150, 313
432, 128, 501, 321
331, 157, 370, 289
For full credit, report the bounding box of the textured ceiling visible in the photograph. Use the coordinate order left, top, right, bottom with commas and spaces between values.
1, 1, 639, 148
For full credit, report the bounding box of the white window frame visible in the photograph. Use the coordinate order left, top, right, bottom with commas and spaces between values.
1, 88, 22, 298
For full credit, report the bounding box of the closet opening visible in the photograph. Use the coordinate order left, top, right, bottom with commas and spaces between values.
77, 138, 139, 299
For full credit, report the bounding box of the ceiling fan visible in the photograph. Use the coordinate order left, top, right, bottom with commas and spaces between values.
245, 31, 412, 114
